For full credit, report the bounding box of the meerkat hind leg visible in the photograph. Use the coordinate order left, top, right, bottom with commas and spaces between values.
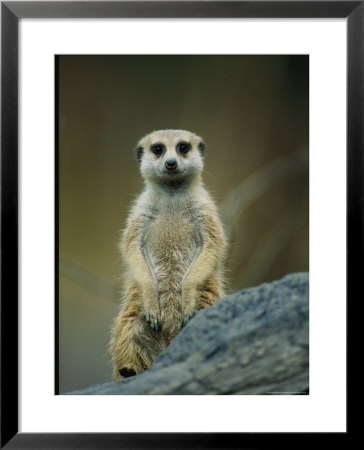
111, 309, 165, 379
119, 367, 137, 378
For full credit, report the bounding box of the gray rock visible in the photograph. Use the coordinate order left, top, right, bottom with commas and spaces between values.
68, 272, 309, 395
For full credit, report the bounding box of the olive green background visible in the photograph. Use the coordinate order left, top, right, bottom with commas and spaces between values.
58, 55, 309, 393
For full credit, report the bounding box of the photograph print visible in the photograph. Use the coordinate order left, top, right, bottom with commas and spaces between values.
57, 55, 309, 395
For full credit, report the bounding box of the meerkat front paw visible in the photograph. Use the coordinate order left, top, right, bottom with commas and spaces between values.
141, 283, 161, 331
180, 302, 197, 329
181, 286, 198, 327
181, 312, 196, 328
143, 310, 162, 332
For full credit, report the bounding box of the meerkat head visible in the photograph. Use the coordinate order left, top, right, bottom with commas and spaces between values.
135, 129, 206, 188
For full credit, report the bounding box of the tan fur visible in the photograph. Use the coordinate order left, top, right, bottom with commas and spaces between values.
109, 130, 227, 379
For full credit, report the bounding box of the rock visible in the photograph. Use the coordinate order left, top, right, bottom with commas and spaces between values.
67, 272, 309, 395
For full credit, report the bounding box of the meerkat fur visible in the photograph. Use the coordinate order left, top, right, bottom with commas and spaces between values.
109, 129, 227, 379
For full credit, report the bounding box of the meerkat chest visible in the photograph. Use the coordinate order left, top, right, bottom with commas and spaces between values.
141, 201, 203, 275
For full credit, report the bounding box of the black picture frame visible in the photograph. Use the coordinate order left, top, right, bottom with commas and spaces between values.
1, 1, 357, 448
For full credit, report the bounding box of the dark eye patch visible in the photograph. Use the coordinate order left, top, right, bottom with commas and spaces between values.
177, 141, 191, 155
150, 143, 165, 157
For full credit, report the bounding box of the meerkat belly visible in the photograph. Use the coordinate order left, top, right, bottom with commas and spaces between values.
143, 215, 202, 289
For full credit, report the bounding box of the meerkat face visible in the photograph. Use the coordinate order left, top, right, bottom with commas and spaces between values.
135, 129, 205, 186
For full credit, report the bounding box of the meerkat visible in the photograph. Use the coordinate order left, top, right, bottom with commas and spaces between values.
109, 129, 227, 379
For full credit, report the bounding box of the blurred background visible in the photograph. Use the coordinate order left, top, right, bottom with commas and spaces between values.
58, 55, 308, 393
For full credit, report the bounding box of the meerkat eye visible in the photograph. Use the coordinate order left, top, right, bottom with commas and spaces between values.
177, 141, 191, 155
150, 143, 165, 156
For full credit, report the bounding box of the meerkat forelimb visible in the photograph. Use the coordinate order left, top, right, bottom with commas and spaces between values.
109, 129, 227, 379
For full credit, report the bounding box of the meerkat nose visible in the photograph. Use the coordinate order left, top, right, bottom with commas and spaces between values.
165, 159, 177, 171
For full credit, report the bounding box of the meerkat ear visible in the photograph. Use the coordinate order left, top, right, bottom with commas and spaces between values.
135, 145, 144, 163
198, 141, 206, 157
